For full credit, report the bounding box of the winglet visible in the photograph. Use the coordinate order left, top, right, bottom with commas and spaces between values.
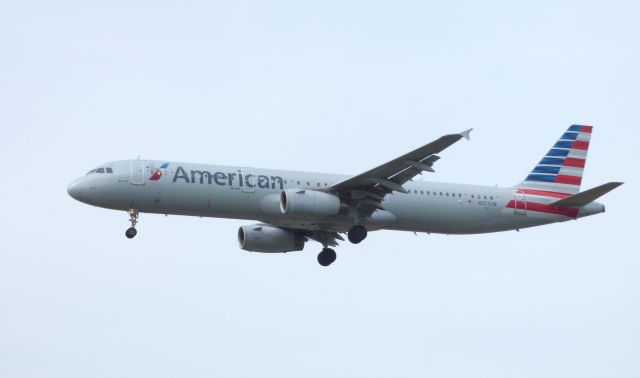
459, 128, 473, 141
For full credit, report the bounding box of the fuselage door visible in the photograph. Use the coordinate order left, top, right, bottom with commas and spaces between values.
130, 160, 146, 185
514, 189, 527, 215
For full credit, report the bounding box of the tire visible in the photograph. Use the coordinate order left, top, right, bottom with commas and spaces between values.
317, 248, 337, 266
348, 225, 367, 244
125, 227, 137, 239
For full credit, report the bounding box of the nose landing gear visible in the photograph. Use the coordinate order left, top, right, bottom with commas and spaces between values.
125, 208, 139, 239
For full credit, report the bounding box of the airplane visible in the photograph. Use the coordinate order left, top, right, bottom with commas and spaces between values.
67, 125, 622, 266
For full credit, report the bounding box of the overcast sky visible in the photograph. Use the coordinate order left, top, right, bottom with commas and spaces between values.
1, 1, 639, 377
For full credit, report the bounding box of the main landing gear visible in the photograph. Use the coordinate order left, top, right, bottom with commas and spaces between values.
316, 225, 368, 266
317, 248, 337, 267
348, 225, 367, 244
125, 208, 139, 239
316, 231, 338, 267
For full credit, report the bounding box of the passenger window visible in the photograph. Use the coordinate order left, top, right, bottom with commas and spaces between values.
484, 196, 487, 200
446, 193, 449, 197
297, 181, 300, 185
440, 192, 443, 196
420, 190, 424, 195
472, 195, 474, 199
490, 196, 494, 200
307, 182, 310, 186
106, 168, 113, 173
96, 168, 105, 173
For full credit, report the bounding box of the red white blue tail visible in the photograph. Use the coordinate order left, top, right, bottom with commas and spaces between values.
517, 125, 592, 195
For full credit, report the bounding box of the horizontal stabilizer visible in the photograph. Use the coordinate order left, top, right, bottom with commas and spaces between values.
551, 182, 623, 208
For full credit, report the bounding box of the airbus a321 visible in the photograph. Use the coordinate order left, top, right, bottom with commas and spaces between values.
68, 125, 622, 266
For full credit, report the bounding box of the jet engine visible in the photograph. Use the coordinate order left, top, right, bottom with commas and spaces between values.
280, 189, 341, 217
238, 224, 305, 253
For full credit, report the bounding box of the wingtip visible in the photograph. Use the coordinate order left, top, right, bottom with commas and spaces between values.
460, 128, 473, 140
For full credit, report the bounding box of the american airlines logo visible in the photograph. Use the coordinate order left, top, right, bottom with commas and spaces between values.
172, 166, 285, 190
149, 162, 170, 181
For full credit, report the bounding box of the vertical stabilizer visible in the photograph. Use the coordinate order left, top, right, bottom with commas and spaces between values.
517, 125, 593, 195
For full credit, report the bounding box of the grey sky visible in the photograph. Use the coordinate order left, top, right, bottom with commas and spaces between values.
1, 1, 638, 377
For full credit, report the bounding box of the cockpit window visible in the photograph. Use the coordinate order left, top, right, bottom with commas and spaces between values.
86, 167, 113, 175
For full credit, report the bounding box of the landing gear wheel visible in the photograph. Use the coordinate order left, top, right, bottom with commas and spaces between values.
125, 227, 137, 239
317, 248, 337, 267
348, 225, 367, 244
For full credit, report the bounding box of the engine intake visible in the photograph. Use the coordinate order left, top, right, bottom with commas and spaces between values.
280, 189, 341, 217
238, 224, 305, 253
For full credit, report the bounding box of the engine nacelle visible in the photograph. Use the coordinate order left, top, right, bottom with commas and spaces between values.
238, 224, 305, 253
280, 189, 341, 217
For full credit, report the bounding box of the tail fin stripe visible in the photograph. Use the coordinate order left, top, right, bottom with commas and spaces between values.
561, 132, 578, 140
548, 149, 570, 157
519, 189, 572, 198
554, 141, 575, 149
533, 166, 562, 174
563, 158, 586, 168
559, 166, 583, 176
568, 149, 588, 159
555, 174, 582, 185
572, 141, 590, 150
576, 132, 591, 142
552, 140, 590, 150
540, 157, 566, 165
526, 174, 557, 183
506, 200, 579, 217
569, 125, 593, 133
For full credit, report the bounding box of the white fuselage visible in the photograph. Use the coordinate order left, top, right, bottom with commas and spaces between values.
67, 160, 605, 235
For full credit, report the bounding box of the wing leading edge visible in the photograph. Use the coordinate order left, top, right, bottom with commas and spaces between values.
328, 129, 473, 215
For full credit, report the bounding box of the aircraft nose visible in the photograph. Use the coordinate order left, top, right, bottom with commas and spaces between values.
67, 179, 85, 201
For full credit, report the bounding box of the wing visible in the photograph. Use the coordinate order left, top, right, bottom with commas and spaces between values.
328, 129, 473, 215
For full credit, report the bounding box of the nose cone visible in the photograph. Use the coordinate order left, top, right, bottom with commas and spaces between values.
67, 179, 85, 201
